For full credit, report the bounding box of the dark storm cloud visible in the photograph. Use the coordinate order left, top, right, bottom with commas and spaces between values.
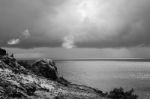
76, 21, 150, 48
0, 0, 150, 48
74, 0, 150, 48
0, 0, 66, 48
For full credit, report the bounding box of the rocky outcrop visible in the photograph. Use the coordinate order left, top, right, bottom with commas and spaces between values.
0, 48, 105, 99
31, 59, 58, 80
0, 54, 28, 74
0, 48, 6, 56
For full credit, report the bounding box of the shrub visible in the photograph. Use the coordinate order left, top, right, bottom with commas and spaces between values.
107, 87, 138, 99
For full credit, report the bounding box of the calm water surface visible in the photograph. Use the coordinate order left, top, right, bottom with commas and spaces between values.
56, 61, 150, 99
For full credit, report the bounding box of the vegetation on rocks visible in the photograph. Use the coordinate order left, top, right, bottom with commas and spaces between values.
106, 88, 138, 99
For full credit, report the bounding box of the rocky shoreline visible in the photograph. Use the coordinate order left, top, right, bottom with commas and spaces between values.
0, 48, 107, 99
0, 48, 138, 99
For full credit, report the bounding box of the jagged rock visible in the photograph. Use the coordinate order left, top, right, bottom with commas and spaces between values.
31, 59, 58, 80
1, 55, 28, 74
0, 48, 6, 56
23, 83, 36, 96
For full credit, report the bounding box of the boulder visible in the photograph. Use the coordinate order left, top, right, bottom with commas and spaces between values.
0, 48, 6, 56
31, 59, 58, 80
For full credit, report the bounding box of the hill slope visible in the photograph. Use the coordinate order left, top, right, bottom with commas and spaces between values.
0, 49, 105, 99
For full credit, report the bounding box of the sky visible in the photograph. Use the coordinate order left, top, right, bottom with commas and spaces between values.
1, 0, 150, 59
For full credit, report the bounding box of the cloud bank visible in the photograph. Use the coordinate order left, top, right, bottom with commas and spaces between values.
0, 0, 150, 48
8, 29, 30, 45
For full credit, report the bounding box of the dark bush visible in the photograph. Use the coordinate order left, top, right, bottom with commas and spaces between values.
107, 87, 138, 99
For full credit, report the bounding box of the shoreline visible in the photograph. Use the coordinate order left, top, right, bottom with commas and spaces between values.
0, 48, 139, 99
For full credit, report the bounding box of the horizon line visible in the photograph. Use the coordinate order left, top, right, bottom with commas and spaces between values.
18, 57, 150, 61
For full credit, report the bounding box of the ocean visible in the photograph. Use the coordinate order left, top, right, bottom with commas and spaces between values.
56, 60, 150, 99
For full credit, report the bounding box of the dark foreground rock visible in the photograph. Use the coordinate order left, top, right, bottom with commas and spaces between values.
0, 48, 6, 56
0, 49, 106, 99
31, 59, 58, 80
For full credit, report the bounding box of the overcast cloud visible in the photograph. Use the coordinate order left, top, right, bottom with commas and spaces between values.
0, 0, 150, 48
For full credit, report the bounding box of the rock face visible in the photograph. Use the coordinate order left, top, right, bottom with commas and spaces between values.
31, 59, 58, 80
0, 48, 106, 99
0, 48, 6, 56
